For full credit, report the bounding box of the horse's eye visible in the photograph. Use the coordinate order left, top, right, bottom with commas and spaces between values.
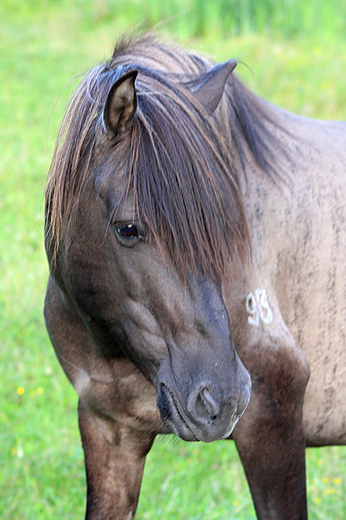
115, 222, 145, 247
118, 224, 139, 238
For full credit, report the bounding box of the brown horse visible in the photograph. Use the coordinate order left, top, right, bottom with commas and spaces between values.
44, 35, 346, 520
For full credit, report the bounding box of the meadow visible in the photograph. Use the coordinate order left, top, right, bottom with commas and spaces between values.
1, 1, 345, 518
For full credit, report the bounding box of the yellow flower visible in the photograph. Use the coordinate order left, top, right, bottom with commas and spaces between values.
314, 497, 322, 505
332, 478, 342, 485
37, 387, 44, 395
321, 477, 329, 484
17, 387, 25, 395
11, 447, 24, 458
324, 488, 336, 495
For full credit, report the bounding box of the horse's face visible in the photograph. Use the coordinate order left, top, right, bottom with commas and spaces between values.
65, 182, 250, 443
57, 64, 251, 443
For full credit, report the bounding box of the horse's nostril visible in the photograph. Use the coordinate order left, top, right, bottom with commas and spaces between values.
194, 387, 221, 423
202, 388, 221, 420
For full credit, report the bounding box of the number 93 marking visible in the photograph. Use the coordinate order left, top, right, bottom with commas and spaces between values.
246, 289, 273, 327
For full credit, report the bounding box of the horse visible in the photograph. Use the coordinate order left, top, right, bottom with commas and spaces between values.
44, 35, 346, 520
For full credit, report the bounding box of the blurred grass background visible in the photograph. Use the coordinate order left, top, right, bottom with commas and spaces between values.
1, 1, 345, 519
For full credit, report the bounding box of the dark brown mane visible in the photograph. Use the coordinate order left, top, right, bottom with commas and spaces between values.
45, 35, 282, 279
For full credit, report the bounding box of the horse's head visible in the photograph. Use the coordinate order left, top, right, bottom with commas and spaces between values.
46, 58, 251, 442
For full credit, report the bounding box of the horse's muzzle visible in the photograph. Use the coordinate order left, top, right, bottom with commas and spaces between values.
157, 366, 251, 443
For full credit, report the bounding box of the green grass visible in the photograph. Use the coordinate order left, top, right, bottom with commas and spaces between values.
1, 1, 345, 519
4, 0, 346, 40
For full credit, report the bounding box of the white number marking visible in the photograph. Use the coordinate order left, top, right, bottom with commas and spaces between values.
246, 289, 273, 326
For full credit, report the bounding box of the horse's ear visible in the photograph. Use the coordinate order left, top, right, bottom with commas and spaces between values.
192, 60, 237, 113
104, 70, 138, 137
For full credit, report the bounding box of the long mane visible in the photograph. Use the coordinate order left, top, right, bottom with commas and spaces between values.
46, 35, 280, 279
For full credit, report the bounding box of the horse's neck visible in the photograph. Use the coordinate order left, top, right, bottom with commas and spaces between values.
219, 91, 289, 181
221, 90, 318, 184
227, 90, 346, 205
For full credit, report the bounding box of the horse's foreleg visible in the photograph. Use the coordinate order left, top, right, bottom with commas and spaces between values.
78, 401, 155, 520
233, 344, 310, 520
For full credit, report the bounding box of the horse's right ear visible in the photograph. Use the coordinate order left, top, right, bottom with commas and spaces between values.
104, 70, 138, 138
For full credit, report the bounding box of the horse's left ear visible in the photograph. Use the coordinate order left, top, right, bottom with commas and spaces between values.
192, 60, 237, 113
104, 69, 138, 137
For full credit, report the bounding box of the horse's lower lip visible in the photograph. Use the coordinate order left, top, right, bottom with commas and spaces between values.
158, 383, 198, 441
